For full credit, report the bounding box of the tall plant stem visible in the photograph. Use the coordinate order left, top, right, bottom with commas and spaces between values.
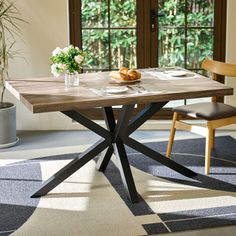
0, 0, 26, 102
1, 86, 5, 103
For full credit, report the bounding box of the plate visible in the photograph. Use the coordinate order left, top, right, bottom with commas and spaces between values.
103, 86, 128, 94
111, 78, 141, 84
167, 70, 188, 77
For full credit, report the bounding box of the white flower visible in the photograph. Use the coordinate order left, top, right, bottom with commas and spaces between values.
51, 64, 61, 77
50, 45, 85, 76
74, 55, 84, 64
63, 45, 73, 54
63, 47, 69, 54
58, 63, 67, 72
52, 47, 62, 56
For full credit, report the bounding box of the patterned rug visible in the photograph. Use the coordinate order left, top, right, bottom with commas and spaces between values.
0, 136, 236, 235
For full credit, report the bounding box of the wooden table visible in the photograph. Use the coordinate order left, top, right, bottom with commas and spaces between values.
6, 68, 233, 203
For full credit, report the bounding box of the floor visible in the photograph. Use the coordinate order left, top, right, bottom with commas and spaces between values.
0, 130, 236, 236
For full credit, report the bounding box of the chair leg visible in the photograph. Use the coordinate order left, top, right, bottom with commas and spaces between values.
205, 127, 214, 175
167, 112, 179, 158
211, 129, 215, 149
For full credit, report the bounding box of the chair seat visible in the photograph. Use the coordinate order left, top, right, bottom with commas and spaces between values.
173, 102, 236, 120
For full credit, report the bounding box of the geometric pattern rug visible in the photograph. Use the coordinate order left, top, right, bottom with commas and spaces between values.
0, 136, 236, 235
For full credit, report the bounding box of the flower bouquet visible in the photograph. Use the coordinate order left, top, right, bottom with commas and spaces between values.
50, 45, 86, 86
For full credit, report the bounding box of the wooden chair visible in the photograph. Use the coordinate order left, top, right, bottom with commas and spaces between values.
166, 58, 236, 175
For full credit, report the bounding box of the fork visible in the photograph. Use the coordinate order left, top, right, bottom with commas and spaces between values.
135, 85, 152, 93
127, 85, 142, 93
135, 85, 147, 92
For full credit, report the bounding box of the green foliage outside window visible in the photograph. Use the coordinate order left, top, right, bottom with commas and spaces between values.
158, 0, 214, 68
81, 0, 214, 71
81, 0, 136, 70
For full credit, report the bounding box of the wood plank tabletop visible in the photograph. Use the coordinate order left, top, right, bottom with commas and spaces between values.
6, 68, 233, 113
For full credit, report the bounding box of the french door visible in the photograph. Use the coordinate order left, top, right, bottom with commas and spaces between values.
69, 0, 227, 119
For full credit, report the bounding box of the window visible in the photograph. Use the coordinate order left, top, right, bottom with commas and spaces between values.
69, 0, 227, 119
159, 0, 214, 107
69, 0, 137, 71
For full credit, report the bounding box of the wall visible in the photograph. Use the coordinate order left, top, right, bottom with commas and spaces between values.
5, 0, 236, 130
6, 0, 83, 130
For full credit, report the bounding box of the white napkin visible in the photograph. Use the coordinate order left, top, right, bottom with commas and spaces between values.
144, 70, 200, 80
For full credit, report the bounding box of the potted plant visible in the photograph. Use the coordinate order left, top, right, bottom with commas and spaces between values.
0, 0, 24, 148
50, 45, 86, 86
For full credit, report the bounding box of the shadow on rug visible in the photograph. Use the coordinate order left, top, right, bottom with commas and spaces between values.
0, 135, 235, 235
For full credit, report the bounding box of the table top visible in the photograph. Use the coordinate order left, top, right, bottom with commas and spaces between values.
6, 68, 233, 113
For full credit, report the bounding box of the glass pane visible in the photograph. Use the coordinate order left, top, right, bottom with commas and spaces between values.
110, 0, 136, 27
158, 0, 186, 27
158, 28, 185, 67
187, 29, 213, 69
187, 0, 214, 27
111, 30, 137, 69
81, 0, 108, 28
82, 30, 109, 70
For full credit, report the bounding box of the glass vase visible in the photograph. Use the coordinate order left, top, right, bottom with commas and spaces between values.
64, 72, 80, 87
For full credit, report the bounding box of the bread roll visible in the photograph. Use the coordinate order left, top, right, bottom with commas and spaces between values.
136, 71, 141, 79
127, 69, 141, 80
120, 72, 130, 80
112, 67, 142, 81
119, 67, 128, 74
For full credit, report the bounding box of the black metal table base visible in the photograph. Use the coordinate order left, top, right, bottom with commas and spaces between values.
31, 102, 197, 203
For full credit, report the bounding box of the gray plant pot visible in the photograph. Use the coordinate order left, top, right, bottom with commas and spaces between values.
0, 102, 19, 148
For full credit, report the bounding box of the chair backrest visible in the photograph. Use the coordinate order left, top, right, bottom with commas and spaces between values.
202, 58, 236, 102
202, 58, 236, 78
